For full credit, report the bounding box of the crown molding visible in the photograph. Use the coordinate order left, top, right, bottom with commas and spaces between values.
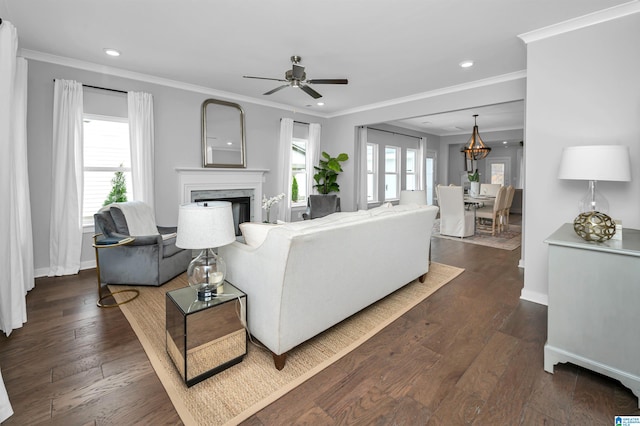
327, 70, 527, 118
19, 49, 527, 121
518, 1, 640, 44
19, 49, 330, 119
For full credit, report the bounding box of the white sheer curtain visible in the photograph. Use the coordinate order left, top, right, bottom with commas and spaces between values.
276, 118, 293, 222
128, 91, 155, 211
418, 137, 427, 190
49, 79, 84, 276
306, 123, 321, 196
354, 126, 368, 210
0, 20, 34, 340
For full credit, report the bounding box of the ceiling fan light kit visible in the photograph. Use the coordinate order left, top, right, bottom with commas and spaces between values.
243, 55, 348, 99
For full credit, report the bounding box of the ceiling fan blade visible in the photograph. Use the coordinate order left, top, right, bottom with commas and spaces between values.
306, 79, 349, 85
292, 64, 305, 80
300, 84, 322, 99
263, 85, 289, 95
243, 75, 288, 82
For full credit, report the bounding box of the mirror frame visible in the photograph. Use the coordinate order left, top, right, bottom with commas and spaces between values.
201, 98, 246, 168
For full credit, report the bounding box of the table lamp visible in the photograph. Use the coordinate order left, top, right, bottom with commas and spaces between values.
176, 201, 236, 301
558, 145, 631, 241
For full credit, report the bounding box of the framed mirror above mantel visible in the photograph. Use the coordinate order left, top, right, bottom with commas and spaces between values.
202, 98, 246, 168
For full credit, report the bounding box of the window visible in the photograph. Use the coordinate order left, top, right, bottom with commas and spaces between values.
82, 115, 131, 226
487, 157, 511, 186
491, 163, 505, 185
367, 143, 378, 202
385, 146, 400, 200
405, 149, 417, 191
291, 138, 307, 205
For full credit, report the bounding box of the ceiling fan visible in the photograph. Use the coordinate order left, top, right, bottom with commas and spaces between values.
243, 55, 348, 99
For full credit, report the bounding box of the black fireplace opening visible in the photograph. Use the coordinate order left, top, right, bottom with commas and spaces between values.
194, 196, 251, 236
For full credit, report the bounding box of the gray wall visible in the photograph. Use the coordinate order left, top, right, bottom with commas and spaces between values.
443, 128, 524, 186
522, 13, 640, 304
27, 60, 325, 275
321, 78, 527, 212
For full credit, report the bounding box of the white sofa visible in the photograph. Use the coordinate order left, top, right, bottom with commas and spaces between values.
219, 204, 439, 369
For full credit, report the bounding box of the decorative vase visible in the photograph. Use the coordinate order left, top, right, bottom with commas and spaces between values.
470, 181, 480, 197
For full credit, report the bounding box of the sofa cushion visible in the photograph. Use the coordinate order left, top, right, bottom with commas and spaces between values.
240, 222, 281, 247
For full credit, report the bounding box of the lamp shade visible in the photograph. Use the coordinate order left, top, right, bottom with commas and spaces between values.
399, 190, 427, 205
176, 201, 236, 249
558, 145, 631, 182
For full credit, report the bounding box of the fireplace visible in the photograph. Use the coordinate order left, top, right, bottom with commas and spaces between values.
191, 190, 252, 236
176, 167, 268, 231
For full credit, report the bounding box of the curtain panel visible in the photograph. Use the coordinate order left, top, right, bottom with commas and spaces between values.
0, 19, 34, 340
307, 123, 321, 196
49, 80, 84, 276
276, 118, 294, 222
418, 137, 427, 191
128, 91, 155, 213
354, 126, 368, 210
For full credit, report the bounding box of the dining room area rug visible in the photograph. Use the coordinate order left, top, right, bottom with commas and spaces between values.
111, 262, 464, 425
432, 219, 522, 250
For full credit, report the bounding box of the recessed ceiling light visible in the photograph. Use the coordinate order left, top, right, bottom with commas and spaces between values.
227, 142, 233, 146
104, 48, 121, 57
316, 102, 325, 106
503, 141, 508, 145
459, 60, 474, 68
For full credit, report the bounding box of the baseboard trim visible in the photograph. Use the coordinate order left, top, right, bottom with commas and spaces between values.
34, 260, 97, 279
520, 288, 548, 306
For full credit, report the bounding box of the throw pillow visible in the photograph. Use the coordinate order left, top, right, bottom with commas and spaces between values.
240, 222, 280, 247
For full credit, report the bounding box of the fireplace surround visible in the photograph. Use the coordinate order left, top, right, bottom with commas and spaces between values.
176, 168, 268, 226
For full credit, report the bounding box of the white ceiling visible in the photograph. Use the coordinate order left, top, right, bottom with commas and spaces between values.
0, 0, 632, 133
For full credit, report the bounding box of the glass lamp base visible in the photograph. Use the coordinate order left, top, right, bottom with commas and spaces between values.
187, 248, 226, 300
579, 180, 609, 214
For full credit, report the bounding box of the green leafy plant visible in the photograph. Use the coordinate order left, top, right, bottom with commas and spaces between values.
313, 151, 349, 194
103, 166, 128, 206
468, 169, 480, 182
291, 175, 299, 202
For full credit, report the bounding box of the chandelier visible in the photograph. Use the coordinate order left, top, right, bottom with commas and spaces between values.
461, 114, 491, 160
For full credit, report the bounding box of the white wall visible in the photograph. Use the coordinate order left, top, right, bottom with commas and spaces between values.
522, 12, 640, 304
27, 60, 325, 275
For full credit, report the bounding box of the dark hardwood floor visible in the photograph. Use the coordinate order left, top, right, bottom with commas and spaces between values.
1, 215, 638, 425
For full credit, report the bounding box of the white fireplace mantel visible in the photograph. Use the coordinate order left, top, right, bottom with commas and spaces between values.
175, 167, 269, 220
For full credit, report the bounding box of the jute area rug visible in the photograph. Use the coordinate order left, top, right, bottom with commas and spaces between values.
432, 219, 522, 251
111, 262, 463, 425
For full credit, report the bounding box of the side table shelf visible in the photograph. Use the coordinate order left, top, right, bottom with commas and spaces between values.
166, 282, 247, 387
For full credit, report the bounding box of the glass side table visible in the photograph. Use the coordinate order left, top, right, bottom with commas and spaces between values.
166, 282, 247, 387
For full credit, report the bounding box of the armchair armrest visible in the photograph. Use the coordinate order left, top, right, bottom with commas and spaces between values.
109, 232, 162, 246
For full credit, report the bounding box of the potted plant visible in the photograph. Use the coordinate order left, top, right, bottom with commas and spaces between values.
312, 151, 349, 194
468, 168, 480, 197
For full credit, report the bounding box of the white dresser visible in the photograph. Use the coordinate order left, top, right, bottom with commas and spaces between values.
545, 223, 640, 407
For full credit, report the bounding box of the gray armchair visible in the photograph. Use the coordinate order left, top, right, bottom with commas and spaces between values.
94, 208, 192, 286
302, 194, 341, 220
